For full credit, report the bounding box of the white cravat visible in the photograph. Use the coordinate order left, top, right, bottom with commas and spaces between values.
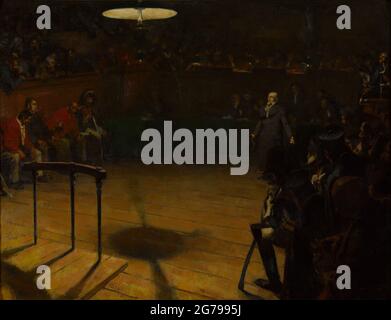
16, 118, 26, 146
265, 103, 274, 118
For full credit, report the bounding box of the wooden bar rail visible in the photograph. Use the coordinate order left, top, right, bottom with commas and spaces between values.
23, 162, 107, 262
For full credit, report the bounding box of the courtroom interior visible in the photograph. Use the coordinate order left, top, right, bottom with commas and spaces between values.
0, 0, 390, 300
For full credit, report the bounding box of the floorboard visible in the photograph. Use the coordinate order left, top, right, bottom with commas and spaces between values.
1, 161, 285, 300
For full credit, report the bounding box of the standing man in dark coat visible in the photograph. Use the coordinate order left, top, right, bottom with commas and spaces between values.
252, 92, 295, 177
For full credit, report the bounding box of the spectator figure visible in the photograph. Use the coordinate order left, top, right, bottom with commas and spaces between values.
1, 110, 43, 189
0, 53, 27, 93
25, 98, 50, 164
252, 92, 295, 177
223, 93, 243, 119
48, 102, 81, 161
25, 38, 44, 78
66, 48, 93, 75
78, 90, 106, 165
315, 90, 341, 126
37, 53, 63, 80
371, 52, 390, 98
241, 92, 256, 119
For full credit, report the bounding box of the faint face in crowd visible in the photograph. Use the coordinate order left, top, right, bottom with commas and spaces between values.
267, 92, 278, 106
12, 37, 24, 54
359, 122, 372, 139
340, 114, 347, 125
47, 54, 57, 70
70, 102, 79, 113
320, 99, 328, 110
317, 90, 327, 100
29, 100, 39, 114
360, 71, 371, 87
108, 48, 116, 58
291, 84, 299, 95
243, 93, 251, 101
86, 95, 95, 106
232, 94, 240, 106
10, 58, 19, 70
379, 52, 388, 64
31, 39, 40, 51
10, 57, 21, 74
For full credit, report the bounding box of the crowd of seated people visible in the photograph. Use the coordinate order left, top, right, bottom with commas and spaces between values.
172, 46, 387, 75
0, 90, 107, 194
2, 26, 388, 98
0, 33, 95, 93
222, 50, 389, 125
222, 84, 341, 126
222, 92, 261, 120
57, 36, 388, 77
247, 57, 390, 299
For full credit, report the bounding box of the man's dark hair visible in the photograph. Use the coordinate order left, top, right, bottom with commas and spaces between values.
80, 89, 96, 106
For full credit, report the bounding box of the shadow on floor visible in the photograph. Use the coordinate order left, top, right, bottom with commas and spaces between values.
0, 262, 52, 300
109, 226, 187, 260
61, 261, 100, 299
109, 226, 194, 299
1, 243, 35, 259
1, 245, 74, 300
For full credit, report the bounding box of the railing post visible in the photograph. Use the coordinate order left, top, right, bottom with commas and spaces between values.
23, 162, 106, 261
70, 171, 76, 250
32, 169, 38, 245
96, 178, 103, 262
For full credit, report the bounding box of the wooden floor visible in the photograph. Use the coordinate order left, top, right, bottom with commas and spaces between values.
1, 161, 285, 300
0, 222, 128, 300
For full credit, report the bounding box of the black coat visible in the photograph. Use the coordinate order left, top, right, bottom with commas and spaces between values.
27, 113, 49, 144
254, 104, 293, 170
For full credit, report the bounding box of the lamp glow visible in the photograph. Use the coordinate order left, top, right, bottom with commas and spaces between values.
102, 8, 177, 21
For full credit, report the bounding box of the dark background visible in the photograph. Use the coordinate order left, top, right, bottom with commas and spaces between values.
0, 0, 389, 156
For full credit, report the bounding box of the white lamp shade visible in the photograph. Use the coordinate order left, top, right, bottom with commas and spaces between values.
102, 8, 177, 21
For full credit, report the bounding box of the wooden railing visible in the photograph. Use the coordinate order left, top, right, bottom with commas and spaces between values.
23, 162, 107, 262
